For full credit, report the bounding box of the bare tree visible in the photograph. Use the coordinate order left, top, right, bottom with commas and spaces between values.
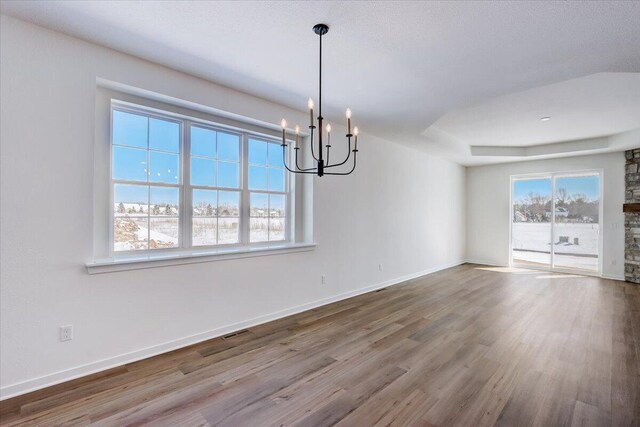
556, 188, 569, 207
525, 192, 550, 221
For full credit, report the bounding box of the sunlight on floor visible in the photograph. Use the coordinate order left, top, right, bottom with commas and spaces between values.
475, 266, 538, 274
534, 274, 585, 279
474, 266, 587, 280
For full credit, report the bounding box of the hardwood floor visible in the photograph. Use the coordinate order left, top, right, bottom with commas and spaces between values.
1, 264, 639, 426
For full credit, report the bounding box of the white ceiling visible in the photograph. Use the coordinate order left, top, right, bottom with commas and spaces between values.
425, 72, 640, 164
2, 1, 640, 165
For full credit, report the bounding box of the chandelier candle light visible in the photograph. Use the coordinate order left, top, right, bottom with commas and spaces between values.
280, 23, 359, 177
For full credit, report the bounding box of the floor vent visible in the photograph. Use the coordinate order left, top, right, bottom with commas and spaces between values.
222, 329, 249, 340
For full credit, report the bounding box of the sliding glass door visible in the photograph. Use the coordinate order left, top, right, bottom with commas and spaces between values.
552, 174, 601, 272
511, 172, 601, 274
511, 177, 552, 268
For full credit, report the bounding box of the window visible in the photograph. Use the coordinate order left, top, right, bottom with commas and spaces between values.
110, 103, 291, 254
189, 125, 241, 246
112, 110, 181, 251
248, 138, 287, 242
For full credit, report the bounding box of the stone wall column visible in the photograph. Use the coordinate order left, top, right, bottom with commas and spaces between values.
624, 148, 640, 283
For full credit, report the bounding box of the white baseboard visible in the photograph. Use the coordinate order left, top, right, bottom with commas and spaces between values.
464, 258, 506, 267
0, 259, 465, 401
601, 273, 625, 281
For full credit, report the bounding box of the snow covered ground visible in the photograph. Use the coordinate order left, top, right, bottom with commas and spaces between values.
114, 217, 178, 251
249, 218, 285, 242
512, 222, 599, 272
192, 218, 239, 246
116, 216, 284, 250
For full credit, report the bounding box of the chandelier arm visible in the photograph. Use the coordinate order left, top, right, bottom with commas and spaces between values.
289, 169, 319, 175
294, 147, 318, 171
324, 137, 352, 168
281, 144, 295, 174
323, 152, 357, 176
282, 145, 317, 174
309, 126, 320, 162
284, 160, 317, 175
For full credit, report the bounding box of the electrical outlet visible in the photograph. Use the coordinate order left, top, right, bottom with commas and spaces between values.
60, 325, 73, 342
321, 275, 326, 284
378, 264, 383, 272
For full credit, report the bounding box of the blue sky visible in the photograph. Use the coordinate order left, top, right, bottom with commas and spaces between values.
555, 175, 599, 200
513, 175, 599, 202
114, 184, 178, 206
113, 111, 285, 205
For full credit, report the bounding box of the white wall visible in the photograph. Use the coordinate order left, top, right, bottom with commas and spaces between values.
466, 152, 626, 279
0, 15, 466, 398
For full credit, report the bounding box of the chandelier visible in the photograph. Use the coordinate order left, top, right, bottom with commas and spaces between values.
280, 24, 359, 177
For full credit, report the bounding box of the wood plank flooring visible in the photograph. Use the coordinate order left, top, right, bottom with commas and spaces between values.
1, 264, 639, 426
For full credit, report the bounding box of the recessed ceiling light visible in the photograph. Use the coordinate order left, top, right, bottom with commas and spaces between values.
540, 117, 551, 122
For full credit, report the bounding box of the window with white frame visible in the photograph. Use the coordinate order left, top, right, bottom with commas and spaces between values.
110, 103, 291, 253
248, 138, 287, 242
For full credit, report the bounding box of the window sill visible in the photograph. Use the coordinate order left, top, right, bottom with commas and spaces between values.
86, 243, 316, 274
